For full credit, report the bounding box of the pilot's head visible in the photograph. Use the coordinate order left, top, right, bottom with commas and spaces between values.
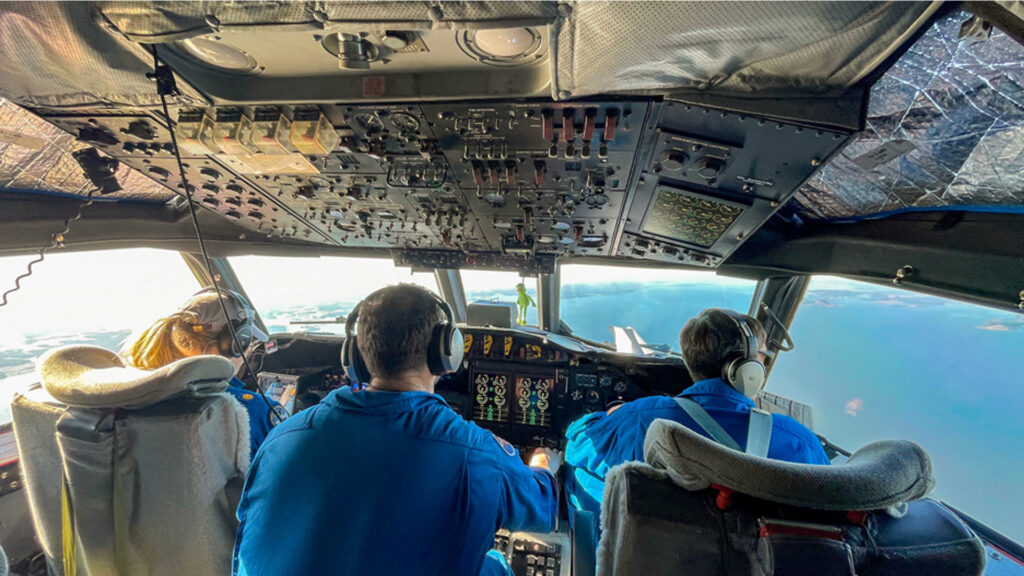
124, 288, 267, 370
357, 284, 447, 380
679, 309, 768, 385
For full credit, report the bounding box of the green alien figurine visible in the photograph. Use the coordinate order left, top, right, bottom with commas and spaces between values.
515, 282, 535, 325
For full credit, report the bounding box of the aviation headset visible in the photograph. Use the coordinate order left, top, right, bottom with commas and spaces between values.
180, 287, 259, 358
341, 289, 464, 383
718, 309, 766, 398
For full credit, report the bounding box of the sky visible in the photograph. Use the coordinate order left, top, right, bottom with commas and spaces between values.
0, 249, 1022, 543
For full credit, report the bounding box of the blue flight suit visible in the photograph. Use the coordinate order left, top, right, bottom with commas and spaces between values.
226, 377, 280, 458
565, 377, 829, 516
233, 386, 558, 576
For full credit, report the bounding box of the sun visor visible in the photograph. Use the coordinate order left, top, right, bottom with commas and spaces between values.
97, 1, 559, 41
0, 3, 206, 109
552, 1, 942, 99
794, 10, 1024, 219
0, 2, 940, 107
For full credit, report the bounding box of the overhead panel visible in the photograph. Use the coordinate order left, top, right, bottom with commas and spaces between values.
617, 102, 849, 266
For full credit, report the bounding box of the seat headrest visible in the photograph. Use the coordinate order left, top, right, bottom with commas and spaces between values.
644, 418, 934, 511
39, 346, 234, 409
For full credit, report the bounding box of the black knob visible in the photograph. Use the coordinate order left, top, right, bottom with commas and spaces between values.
659, 150, 687, 172
696, 156, 724, 180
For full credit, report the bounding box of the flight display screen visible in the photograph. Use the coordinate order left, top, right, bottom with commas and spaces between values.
473, 372, 510, 423
514, 375, 553, 428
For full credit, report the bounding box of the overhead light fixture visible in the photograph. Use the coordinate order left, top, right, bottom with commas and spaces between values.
457, 28, 542, 67
321, 33, 380, 70
174, 37, 259, 73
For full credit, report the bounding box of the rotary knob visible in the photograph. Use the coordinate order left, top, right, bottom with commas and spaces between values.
659, 150, 688, 172
696, 156, 724, 180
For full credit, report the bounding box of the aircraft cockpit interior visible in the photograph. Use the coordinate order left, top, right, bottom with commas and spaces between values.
0, 2, 1022, 575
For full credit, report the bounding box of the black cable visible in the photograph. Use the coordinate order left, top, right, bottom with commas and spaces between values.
149, 46, 284, 424
0, 189, 96, 308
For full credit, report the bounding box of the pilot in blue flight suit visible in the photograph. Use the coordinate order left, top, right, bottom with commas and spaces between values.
233, 284, 560, 576
564, 309, 828, 524
123, 287, 281, 457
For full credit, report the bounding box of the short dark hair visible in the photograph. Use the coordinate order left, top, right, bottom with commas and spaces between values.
356, 284, 444, 378
679, 309, 767, 382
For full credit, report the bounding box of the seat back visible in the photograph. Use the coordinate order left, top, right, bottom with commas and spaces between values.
11, 346, 249, 576
595, 419, 985, 576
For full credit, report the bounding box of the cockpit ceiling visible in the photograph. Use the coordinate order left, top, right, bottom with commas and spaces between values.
0, 1, 938, 107
793, 10, 1024, 220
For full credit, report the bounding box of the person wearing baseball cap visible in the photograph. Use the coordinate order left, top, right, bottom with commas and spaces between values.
123, 287, 279, 456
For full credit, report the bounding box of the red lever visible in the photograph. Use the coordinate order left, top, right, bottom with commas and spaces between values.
583, 109, 597, 140
603, 109, 619, 142
562, 109, 575, 142
541, 109, 554, 141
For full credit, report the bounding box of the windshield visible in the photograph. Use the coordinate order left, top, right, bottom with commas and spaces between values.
559, 264, 757, 351
0, 249, 200, 421
770, 276, 1024, 542
461, 271, 539, 327
229, 256, 437, 335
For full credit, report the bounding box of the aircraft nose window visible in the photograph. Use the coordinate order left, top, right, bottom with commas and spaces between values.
228, 256, 438, 335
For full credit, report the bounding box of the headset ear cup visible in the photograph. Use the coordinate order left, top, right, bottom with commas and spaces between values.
342, 335, 371, 383
734, 360, 766, 398
448, 327, 464, 373
219, 327, 236, 357
427, 324, 448, 375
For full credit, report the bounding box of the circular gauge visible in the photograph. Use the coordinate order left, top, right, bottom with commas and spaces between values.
494, 375, 507, 386
613, 381, 628, 394
476, 374, 489, 385
537, 379, 550, 391
537, 389, 549, 401
476, 394, 488, 405
585, 194, 609, 208
599, 374, 613, 387
519, 397, 530, 409
495, 384, 506, 397
494, 395, 506, 407
388, 112, 421, 133
354, 113, 384, 132
477, 383, 489, 395
537, 399, 549, 411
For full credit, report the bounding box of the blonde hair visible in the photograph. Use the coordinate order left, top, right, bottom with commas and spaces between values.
123, 311, 219, 370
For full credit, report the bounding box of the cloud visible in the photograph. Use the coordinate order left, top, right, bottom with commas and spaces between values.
976, 323, 1011, 332
844, 397, 864, 417
976, 317, 1024, 332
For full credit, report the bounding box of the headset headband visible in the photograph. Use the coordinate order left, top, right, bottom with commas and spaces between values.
345, 290, 454, 339
720, 308, 758, 363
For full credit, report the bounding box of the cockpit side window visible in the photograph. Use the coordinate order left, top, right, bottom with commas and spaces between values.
770, 276, 1024, 544
559, 264, 756, 351
0, 248, 201, 421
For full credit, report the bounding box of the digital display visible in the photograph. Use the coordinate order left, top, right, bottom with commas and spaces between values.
473, 372, 510, 423
643, 188, 743, 247
515, 376, 553, 428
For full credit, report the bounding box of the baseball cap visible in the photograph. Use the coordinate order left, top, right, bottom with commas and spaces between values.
180, 289, 269, 343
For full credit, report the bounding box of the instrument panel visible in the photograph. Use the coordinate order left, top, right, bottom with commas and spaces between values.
439, 328, 670, 447
257, 329, 687, 449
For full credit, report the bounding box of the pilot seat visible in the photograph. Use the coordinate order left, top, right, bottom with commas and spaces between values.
10, 346, 250, 576
595, 418, 987, 576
